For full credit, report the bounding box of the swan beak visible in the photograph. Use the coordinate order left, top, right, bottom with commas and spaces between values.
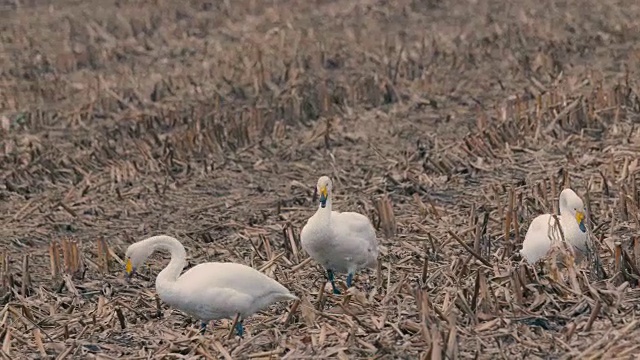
576, 211, 586, 233
125, 258, 136, 280
319, 186, 328, 208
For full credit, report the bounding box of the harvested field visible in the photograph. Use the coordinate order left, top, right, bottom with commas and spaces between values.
1, 0, 640, 358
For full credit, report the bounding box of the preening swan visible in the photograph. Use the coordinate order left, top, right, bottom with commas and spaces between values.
520, 188, 588, 264
300, 176, 379, 294
124, 235, 298, 336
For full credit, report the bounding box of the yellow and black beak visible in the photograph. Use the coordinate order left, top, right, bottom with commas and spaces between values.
575, 211, 586, 233
319, 186, 328, 208
125, 258, 136, 280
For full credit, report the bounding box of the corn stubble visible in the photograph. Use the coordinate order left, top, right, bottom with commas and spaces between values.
0, 1, 640, 359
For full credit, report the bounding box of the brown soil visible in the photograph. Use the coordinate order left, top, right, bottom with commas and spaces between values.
1, 0, 640, 358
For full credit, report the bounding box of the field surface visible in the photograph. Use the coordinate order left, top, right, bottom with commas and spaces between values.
1, 0, 640, 359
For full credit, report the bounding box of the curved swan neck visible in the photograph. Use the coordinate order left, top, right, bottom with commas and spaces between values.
143, 235, 187, 284
558, 201, 571, 217
558, 190, 578, 217
317, 197, 333, 220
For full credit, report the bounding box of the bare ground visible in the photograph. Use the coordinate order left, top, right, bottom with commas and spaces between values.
1, 0, 640, 358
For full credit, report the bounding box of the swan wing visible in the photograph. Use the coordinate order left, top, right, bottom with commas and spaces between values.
169, 263, 295, 320
186, 287, 253, 320
178, 262, 294, 299
521, 214, 558, 263
333, 211, 377, 245
331, 211, 378, 267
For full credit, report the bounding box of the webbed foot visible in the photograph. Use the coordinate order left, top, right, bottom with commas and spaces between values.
235, 320, 244, 337
327, 269, 341, 294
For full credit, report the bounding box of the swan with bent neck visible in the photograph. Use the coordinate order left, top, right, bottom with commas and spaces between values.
520, 188, 588, 264
124, 235, 297, 336
300, 176, 379, 294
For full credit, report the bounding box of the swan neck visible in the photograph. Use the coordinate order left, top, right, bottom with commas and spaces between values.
558, 192, 572, 216
318, 198, 333, 218
147, 235, 187, 284
559, 203, 570, 217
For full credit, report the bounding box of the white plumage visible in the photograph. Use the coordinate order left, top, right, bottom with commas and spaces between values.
124, 235, 297, 336
300, 176, 378, 294
520, 188, 588, 264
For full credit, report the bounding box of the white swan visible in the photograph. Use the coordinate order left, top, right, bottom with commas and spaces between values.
300, 176, 378, 294
124, 235, 297, 336
520, 188, 588, 264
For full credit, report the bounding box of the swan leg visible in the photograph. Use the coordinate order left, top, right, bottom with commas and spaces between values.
346, 272, 354, 288
235, 320, 244, 337
199, 321, 208, 334
326, 269, 341, 294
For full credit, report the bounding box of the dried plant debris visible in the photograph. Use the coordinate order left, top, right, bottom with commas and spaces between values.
1, 0, 640, 358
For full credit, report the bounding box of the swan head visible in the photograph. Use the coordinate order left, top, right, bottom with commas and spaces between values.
124, 241, 153, 278
314, 176, 332, 208
559, 188, 587, 233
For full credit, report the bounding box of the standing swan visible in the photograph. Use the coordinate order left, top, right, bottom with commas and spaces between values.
520, 188, 588, 264
300, 176, 379, 294
124, 235, 298, 336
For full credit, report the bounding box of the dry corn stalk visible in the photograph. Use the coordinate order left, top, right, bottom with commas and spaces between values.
634, 236, 640, 271
282, 223, 300, 263
21, 254, 31, 296
49, 238, 84, 279
1, 252, 10, 297
546, 245, 562, 284
614, 241, 623, 274
504, 187, 515, 257
2, 326, 11, 356
97, 237, 111, 273
0, 252, 6, 275
375, 195, 396, 239
546, 215, 565, 284
49, 241, 61, 278
613, 240, 624, 285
